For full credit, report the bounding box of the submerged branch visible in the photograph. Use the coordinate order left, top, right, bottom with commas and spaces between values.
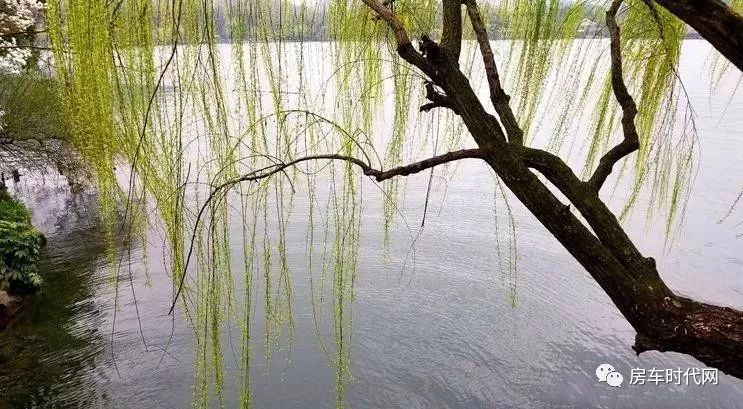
588, 0, 640, 192
464, 0, 523, 145
168, 149, 487, 314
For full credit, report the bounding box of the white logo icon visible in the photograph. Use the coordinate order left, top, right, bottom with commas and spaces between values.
606, 371, 624, 387
596, 364, 623, 387
596, 364, 615, 382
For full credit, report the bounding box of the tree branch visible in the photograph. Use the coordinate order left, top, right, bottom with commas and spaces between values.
168, 149, 487, 314
441, 0, 463, 64
519, 145, 658, 279
219, 150, 486, 187
464, 0, 523, 145
588, 0, 640, 192
0, 45, 52, 51
0, 29, 47, 38
518, 146, 587, 194
360, 0, 439, 80
654, 0, 743, 72
420, 80, 458, 113
372, 149, 486, 180
363, 1, 508, 147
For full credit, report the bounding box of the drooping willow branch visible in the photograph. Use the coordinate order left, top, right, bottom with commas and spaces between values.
168, 149, 488, 314
518, 1, 642, 206
588, 0, 641, 192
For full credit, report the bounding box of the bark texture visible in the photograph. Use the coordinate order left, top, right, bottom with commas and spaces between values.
655, 0, 743, 72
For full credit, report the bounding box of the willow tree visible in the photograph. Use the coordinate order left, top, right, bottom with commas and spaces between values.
43, 0, 743, 406
347, 0, 743, 376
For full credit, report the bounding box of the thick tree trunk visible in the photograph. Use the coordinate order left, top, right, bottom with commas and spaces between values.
633, 295, 743, 378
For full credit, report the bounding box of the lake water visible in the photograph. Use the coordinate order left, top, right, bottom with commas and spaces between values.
1, 40, 743, 408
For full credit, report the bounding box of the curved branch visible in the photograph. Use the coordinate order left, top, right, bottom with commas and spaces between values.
464, 0, 523, 145
168, 149, 487, 314
361, 0, 409, 44
588, 0, 640, 192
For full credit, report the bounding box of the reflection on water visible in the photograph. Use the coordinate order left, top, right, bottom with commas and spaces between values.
0, 188, 112, 408
1, 41, 743, 408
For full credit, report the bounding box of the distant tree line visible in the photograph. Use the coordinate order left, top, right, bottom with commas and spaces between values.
204, 1, 611, 42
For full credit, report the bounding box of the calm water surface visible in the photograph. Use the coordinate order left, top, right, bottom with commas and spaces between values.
1, 41, 743, 408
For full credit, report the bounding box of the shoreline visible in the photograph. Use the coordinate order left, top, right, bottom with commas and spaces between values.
0, 290, 28, 331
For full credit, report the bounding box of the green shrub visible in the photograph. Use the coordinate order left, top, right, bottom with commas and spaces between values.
0, 191, 31, 224
0, 193, 43, 292
1, 73, 77, 177
0, 73, 69, 145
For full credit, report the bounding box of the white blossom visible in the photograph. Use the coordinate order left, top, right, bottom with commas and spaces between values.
0, 37, 32, 73
0, 0, 42, 34
0, 0, 43, 74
